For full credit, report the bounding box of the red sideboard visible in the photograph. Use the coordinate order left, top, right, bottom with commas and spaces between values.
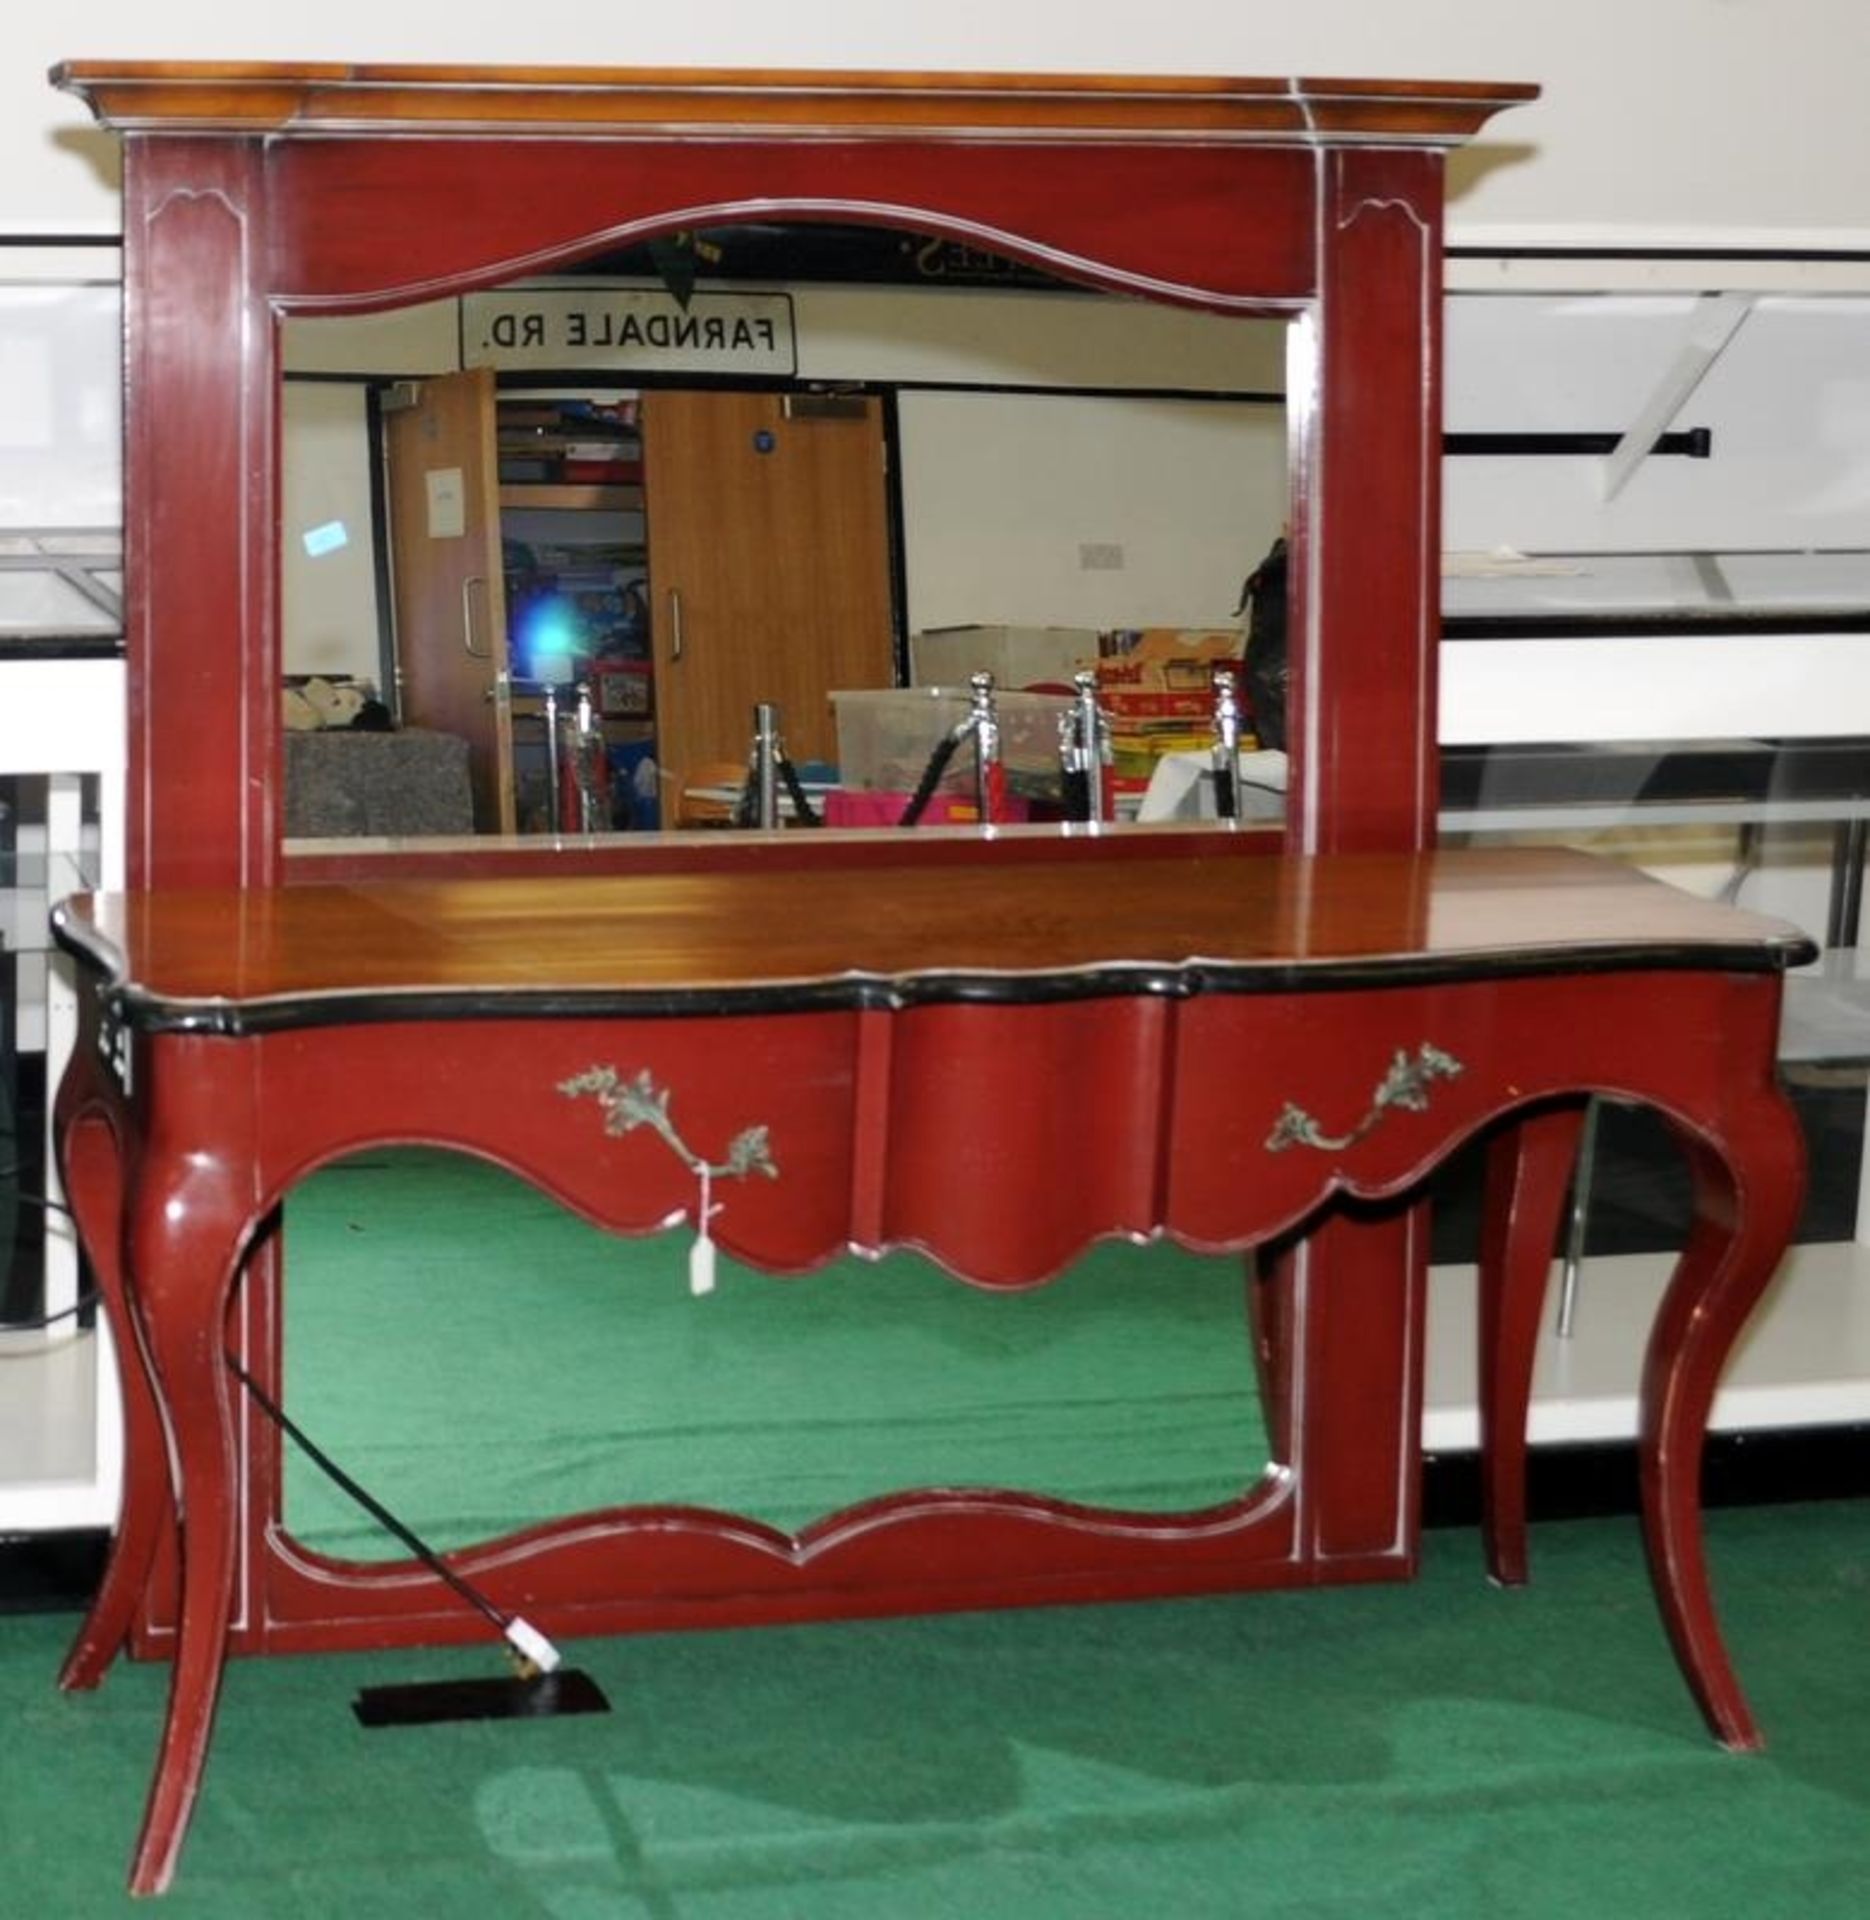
49, 60, 1534, 1670
45, 63, 1814, 1899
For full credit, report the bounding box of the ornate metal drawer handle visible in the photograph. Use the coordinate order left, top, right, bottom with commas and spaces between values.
560, 1064, 777, 1182
560, 1065, 778, 1295
1265, 1043, 1464, 1154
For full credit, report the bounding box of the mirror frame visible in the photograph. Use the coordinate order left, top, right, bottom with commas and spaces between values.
57, 63, 1533, 886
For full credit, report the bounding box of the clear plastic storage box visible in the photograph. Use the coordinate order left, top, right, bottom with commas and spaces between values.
829, 686, 1073, 797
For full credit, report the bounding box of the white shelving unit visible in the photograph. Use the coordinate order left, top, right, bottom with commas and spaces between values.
0, 271, 128, 1539
1434, 281, 1870, 1437
1, 604, 127, 1532
1425, 1242, 1870, 1452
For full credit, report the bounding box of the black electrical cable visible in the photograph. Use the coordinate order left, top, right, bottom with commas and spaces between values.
1, 1291, 99, 1332
0, 1160, 533, 1653
0, 1173, 71, 1220
223, 1347, 515, 1639
5, 1195, 70, 1222
0, 1172, 94, 1331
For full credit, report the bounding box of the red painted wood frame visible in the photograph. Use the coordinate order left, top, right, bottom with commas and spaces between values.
51, 67, 1538, 1656
49, 844, 1813, 1893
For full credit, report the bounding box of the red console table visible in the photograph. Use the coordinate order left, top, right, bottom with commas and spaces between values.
45, 61, 1818, 1898
52, 840, 1811, 1891
45, 56, 1538, 1666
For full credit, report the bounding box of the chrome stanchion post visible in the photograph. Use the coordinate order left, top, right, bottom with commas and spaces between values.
1211, 666, 1241, 821
967, 671, 1002, 823
570, 681, 604, 832
1555, 1098, 1601, 1339
751, 702, 781, 829
540, 681, 563, 834
1058, 669, 1110, 823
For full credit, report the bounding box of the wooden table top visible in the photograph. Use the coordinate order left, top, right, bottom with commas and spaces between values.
55, 845, 1815, 1033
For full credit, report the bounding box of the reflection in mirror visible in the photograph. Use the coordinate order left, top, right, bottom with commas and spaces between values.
281, 224, 1289, 842
280, 1148, 1277, 1558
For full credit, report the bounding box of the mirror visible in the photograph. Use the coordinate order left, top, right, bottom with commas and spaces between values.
282, 224, 1305, 1543
281, 224, 1290, 841
282, 1147, 1276, 1557
276, 227, 1296, 1556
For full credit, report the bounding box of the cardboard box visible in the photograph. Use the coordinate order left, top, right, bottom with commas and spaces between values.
1095, 628, 1242, 695
1098, 689, 1215, 722
1095, 632, 1250, 792
909, 624, 1099, 690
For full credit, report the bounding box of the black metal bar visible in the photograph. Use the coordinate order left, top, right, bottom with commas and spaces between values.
1444, 428, 1711, 458
1444, 610, 1870, 640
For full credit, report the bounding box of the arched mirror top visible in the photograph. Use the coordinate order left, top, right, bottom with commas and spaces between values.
56, 63, 1535, 313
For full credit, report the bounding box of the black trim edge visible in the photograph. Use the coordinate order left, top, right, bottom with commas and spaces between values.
83, 944, 1813, 1039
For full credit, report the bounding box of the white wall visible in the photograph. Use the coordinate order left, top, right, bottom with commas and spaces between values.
280, 382, 384, 681
9, 3, 1870, 250
792, 288, 1286, 393
900, 392, 1283, 632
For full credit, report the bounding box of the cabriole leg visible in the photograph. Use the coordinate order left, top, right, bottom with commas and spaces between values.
1477, 1102, 1589, 1586
1642, 1095, 1806, 1749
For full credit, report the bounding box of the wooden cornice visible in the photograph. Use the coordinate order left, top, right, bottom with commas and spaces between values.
51, 61, 1537, 146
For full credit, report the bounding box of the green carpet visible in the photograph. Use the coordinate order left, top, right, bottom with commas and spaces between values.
280, 1150, 1273, 1554
12, 1149, 1866, 1913
4, 1503, 1867, 1916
